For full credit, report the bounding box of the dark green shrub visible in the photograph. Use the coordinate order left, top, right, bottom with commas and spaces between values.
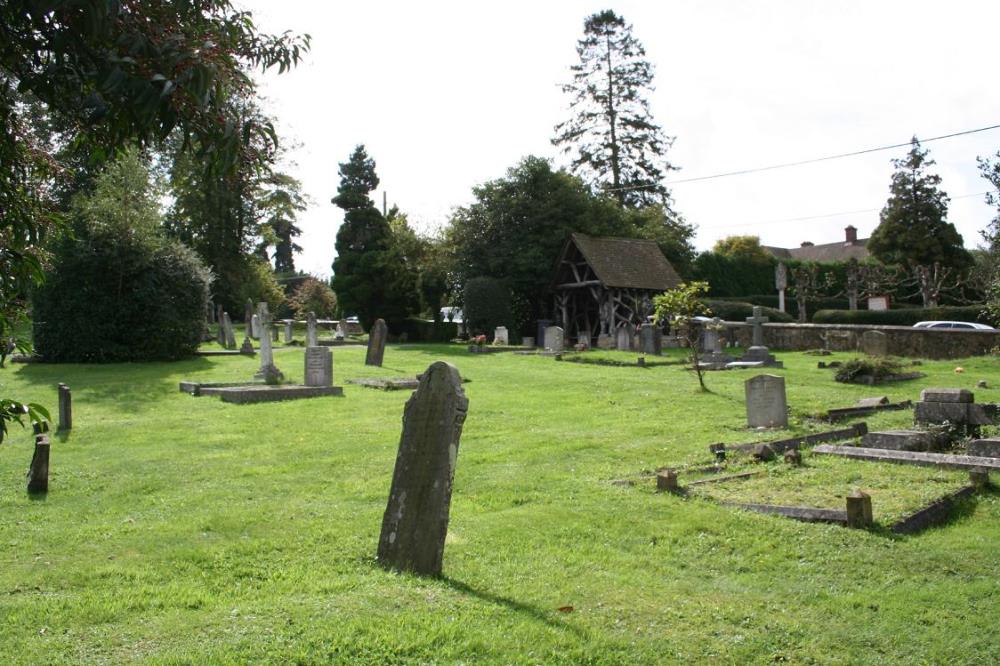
34, 232, 211, 362
394, 318, 458, 342
704, 300, 794, 323
834, 357, 904, 383
691, 253, 777, 297
463, 277, 511, 336
813, 306, 989, 326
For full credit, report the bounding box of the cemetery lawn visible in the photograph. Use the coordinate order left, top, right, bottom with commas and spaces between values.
1, 345, 999, 664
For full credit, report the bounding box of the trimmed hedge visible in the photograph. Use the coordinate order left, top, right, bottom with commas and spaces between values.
394, 318, 458, 343
812, 306, 989, 326
705, 300, 795, 323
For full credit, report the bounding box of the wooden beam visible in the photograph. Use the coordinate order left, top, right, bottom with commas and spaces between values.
556, 280, 602, 289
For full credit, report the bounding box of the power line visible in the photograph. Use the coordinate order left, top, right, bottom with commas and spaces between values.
701, 191, 990, 230
599, 122, 1000, 192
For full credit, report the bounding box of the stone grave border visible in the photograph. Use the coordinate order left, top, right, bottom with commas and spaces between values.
347, 377, 420, 391
709, 422, 868, 458
556, 353, 683, 369
822, 400, 912, 422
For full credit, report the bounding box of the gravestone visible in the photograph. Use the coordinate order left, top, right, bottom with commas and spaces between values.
616, 327, 632, 351
536, 320, 553, 348
27, 433, 49, 493
596, 333, 613, 350
377, 361, 469, 576
254, 303, 283, 383
335, 320, 346, 340
702, 320, 721, 353
543, 326, 564, 352
216, 303, 224, 327
738, 306, 782, 367
639, 323, 662, 355
745, 374, 788, 428
222, 312, 236, 349
522, 336, 535, 348
284, 320, 293, 343
271, 325, 279, 342
304, 346, 333, 387
699, 319, 732, 370
244, 299, 254, 334
860, 330, 888, 357
775, 262, 788, 313
57, 383, 72, 432
746, 306, 768, 347
250, 314, 261, 340
968, 439, 1000, 458
366, 318, 388, 366
216, 314, 226, 345
494, 326, 509, 345
306, 312, 318, 347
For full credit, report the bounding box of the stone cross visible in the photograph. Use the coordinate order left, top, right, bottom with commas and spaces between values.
222, 312, 237, 349
366, 318, 388, 366
543, 325, 564, 352
306, 312, 318, 347
304, 346, 333, 387
745, 306, 769, 348
254, 302, 283, 383
377, 361, 469, 576
26, 433, 50, 494
745, 374, 788, 428
57, 383, 72, 432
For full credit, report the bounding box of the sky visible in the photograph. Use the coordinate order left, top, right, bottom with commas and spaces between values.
242, 0, 1000, 278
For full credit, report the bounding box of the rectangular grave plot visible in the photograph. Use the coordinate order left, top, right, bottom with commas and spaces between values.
725, 503, 849, 525
214, 385, 343, 404
890, 486, 977, 535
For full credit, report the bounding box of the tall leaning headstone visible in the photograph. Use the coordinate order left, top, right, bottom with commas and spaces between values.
254, 302, 283, 382
26, 433, 50, 494
222, 312, 237, 349
377, 361, 469, 576
366, 318, 388, 367
745, 374, 788, 428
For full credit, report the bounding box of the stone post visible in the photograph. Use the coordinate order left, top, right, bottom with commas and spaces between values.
656, 469, 679, 493
57, 383, 72, 432
284, 321, 293, 344
27, 434, 50, 494
377, 361, 469, 576
846, 490, 873, 528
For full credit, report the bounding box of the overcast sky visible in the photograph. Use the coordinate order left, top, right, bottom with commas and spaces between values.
242, 0, 1000, 278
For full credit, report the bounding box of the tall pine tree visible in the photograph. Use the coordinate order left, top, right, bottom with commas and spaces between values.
553, 10, 677, 209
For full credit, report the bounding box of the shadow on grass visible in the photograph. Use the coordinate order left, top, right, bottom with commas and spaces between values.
440, 577, 588, 638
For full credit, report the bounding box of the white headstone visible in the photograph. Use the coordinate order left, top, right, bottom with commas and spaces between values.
543, 326, 564, 352
250, 314, 261, 340
494, 326, 509, 345
745, 374, 788, 428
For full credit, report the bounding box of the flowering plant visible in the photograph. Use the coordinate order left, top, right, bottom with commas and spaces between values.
472, 334, 487, 348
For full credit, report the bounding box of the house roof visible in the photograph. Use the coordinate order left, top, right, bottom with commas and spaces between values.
566, 233, 682, 291
763, 238, 870, 263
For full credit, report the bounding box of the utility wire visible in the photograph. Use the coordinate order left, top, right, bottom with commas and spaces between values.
599, 123, 1000, 191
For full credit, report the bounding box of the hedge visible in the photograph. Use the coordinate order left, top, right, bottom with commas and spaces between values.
811, 306, 989, 326
393, 318, 458, 343
704, 300, 795, 323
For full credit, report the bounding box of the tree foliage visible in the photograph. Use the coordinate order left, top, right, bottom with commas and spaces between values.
712, 235, 773, 264
288, 277, 337, 319
463, 277, 512, 337
553, 10, 677, 210
653, 281, 711, 391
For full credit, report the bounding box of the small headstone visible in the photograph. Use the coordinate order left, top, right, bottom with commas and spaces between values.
536, 320, 552, 348
639, 323, 662, 356
271, 325, 279, 342
57, 383, 72, 432
656, 469, 679, 493
240, 337, 254, 355
752, 443, 776, 462
784, 449, 803, 466
250, 314, 261, 340
616, 327, 632, 351
366, 318, 388, 366
284, 321, 293, 343
377, 361, 469, 576
862, 430, 939, 452
543, 326, 564, 352
522, 336, 535, 348
845, 490, 873, 528
596, 333, 613, 350
304, 347, 333, 387
702, 320, 721, 353
26, 434, 50, 494
335, 321, 346, 340
860, 330, 888, 357
636, 356, 646, 367
920, 388, 973, 403
745, 374, 788, 429
306, 312, 318, 347
494, 326, 509, 345
222, 312, 237, 349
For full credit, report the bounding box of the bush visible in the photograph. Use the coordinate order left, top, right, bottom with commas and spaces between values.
834, 357, 905, 383
704, 300, 795, 323
812, 306, 989, 326
742, 294, 851, 319
34, 232, 211, 362
463, 276, 511, 336
393, 318, 458, 342
288, 277, 337, 319
691, 252, 777, 297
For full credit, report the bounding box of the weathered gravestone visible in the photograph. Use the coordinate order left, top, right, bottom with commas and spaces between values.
26, 433, 49, 494
244, 299, 254, 337
216, 303, 224, 327
616, 327, 632, 352
737, 306, 782, 367
745, 374, 788, 428
271, 324, 279, 342
543, 326, 564, 352
639, 323, 662, 355
536, 320, 552, 348
284, 320, 293, 344
494, 326, 509, 345
335, 320, 346, 340
596, 333, 613, 350
366, 318, 388, 366
377, 361, 469, 576
702, 320, 720, 353
304, 346, 333, 387
860, 330, 888, 357
306, 312, 318, 347
254, 303, 283, 382
222, 312, 236, 349
216, 314, 226, 346
250, 314, 261, 340
57, 383, 72, 432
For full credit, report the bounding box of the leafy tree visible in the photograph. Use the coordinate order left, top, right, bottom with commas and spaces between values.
387, 207, 448, 320
553, 10, 678, 210
977, 152, 1000, 251
288, 277, 337, 319
653, 281, 711, 391
712, 236, 773, 264
331, 146, 416, 330
622, 203, 696, 276
463, 277, 512, 337
260, 171, 307, 274
868, 138, 972, 305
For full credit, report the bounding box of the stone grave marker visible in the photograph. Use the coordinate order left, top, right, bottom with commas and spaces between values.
543, 326, 564, 352
860, 330, 888, 357
639, 323, 662, 355
494, 326, 509, 345
222, 312, 236, 349
216, 315, 226, 346
26, 433, 49, 494
284, 320, 293, 343
616, 327, 632, 351
304, 346, 333, 387
377, 361, 469, 576
306, 312, 318, 347
366, 318, 388, 366
745, 374, 788, 428
596, 333, 613, 349
736, 306, 782, 367
968, 439, 1000, 458
244, 299, 254, 336
702, 320, 720, 353
250, 314, 261, 340
271, 324, 279, 342
254, 303, 283, 383
335, 320, 346, 340
57, 383, 72, 432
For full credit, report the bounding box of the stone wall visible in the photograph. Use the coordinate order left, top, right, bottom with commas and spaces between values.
724, 322, 1000, 360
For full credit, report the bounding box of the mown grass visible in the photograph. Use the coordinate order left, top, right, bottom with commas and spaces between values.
1, 343, 999, 664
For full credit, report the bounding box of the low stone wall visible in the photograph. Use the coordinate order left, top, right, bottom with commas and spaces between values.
724, 322, 1000, 360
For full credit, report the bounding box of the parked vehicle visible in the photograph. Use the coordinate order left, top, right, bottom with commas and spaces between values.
912, 320, 996, 331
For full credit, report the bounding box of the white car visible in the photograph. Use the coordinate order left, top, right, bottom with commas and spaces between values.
912, 320, 996, 331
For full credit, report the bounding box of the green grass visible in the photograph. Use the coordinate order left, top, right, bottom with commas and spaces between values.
1, 344, 999, 664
